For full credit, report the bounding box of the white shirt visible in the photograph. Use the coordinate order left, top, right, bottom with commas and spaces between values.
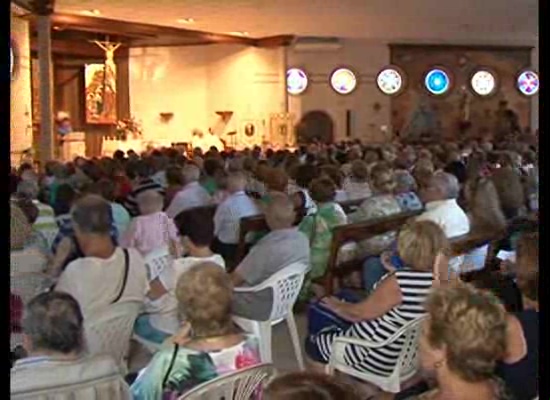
172, 254, 225, 285
416, 199, 470, 238
416, 199, 470, 272
214, 191, 261, 244
55, 247, 149, 320
165, 182, 212, 219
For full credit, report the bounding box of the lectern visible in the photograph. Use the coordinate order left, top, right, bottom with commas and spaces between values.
61, 131, 86, 161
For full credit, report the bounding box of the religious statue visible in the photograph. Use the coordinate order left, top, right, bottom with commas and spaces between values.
85, 40, 120, 124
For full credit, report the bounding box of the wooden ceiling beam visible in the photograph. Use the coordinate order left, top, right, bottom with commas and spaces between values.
30, 37, 129, 59
51, 25, 157, 40
254, 35, 295, 48
39, 13, 256, 46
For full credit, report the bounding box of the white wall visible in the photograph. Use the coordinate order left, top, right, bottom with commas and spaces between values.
129, 47, 209, 145
11, 5, 33, 165
287, 39, 391, 143
129, 45, 285, 147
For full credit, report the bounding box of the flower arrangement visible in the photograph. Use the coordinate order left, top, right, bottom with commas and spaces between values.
115, 116, 143, 140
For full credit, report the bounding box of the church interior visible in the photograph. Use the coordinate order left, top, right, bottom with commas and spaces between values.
11, 0, 538, 164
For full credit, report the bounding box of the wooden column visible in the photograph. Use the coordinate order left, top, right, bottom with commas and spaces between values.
36, 14, 55, 162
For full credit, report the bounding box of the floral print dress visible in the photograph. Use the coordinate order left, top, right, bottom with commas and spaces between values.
131, 334, 260, 399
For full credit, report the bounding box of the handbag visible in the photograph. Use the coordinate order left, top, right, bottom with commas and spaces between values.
111, 248, 130, 304
307, 290, 361, 336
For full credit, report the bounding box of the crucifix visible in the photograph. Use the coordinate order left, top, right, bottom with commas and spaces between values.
90, 38, 121, 120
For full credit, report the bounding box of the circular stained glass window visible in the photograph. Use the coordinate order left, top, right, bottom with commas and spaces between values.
330, 68, 357, 95
376, 67, 404, 95
517, 70, 539, 96
425, 68, 451, 95
286, 68, 308, 95
471, 70, 497, 96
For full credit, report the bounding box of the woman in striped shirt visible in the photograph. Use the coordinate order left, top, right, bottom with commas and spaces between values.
306, 220, 448, 376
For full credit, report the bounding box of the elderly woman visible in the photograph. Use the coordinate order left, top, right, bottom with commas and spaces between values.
10, 203, 49, 310
495, 231, 538, 400
342, 160, 372, 201
11, 292, 130, 399
408, 283, 511, 400
299, 177, 347, 299
350, 162, 403, 258
131, 263, 260, 399
264, 372, 359, 400
306, 221, 446, 374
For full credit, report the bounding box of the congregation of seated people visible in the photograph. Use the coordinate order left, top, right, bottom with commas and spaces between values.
10, 136, 538, 399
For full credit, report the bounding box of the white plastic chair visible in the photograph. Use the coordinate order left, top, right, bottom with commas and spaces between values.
144, 246, 173, 281
232, 263, 308, 370
326, 315, 426, 393
178, 363, 276, 400
85, 301, 142, 374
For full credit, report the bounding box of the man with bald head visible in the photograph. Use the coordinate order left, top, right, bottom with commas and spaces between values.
231, 194, 310, 320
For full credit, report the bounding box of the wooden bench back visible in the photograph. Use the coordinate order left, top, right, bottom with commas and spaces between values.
319, 213, 523, 295
235, 207, 306, 264
318, 210, 422, 293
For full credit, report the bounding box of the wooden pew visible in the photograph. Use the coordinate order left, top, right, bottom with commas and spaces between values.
315, 210, 422, 294
235, 207, 307, 265
316, 212, 528, 296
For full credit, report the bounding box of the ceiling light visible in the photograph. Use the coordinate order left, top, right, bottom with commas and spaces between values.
177, 18, 195, 24
229, 31, 249, 36
81, 9, 101, 16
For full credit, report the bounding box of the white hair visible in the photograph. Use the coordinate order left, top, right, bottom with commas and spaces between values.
136, 190, 164, 215
432, 171, 460, 199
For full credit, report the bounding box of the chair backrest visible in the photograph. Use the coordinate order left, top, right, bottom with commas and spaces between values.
319, 210, 422, 294
236, 209, 307, 264
10, 355, 132, 400
144, 246, 173, 281
264, 263, 308, 320
394, 316, 425, 379
10, 272, 49, 305
329, 315, 425, 393
84, 301, 142, 371
178, 363, 276, 400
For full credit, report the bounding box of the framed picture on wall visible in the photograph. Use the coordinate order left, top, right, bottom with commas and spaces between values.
84, 63, 117, 124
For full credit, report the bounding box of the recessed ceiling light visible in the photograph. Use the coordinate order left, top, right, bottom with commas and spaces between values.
177, 18, 195, 24
229, 31, 249, 36
81, 9, 101, 16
